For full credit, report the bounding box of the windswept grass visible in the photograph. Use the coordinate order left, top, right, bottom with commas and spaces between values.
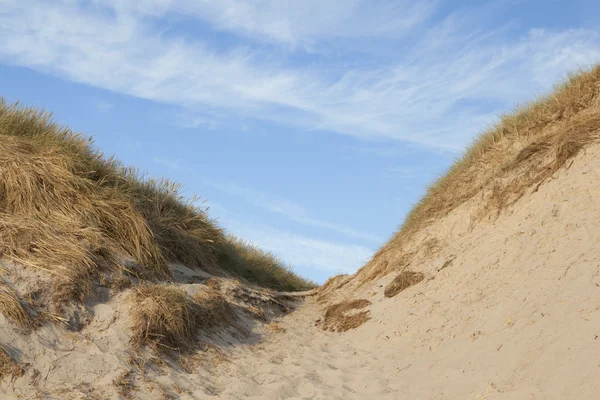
316, 299, 371, 332
383, 271, 425, 298
130, 284, 234, 352
0, 100, 314, 309
0, 345, 23, 380
357, 64, 600, 282
0, 283, 34, 330
220, 236, 317, 292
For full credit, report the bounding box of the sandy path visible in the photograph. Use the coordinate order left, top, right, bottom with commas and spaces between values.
210, 300, 400, 400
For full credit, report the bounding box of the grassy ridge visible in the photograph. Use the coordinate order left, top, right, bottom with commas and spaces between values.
0, 100, 315, 299
357, 65, 600, 281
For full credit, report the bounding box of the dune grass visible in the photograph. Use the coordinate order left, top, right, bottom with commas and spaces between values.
357, 64, 600, 281
220, 236, 316, 292
130, 283, 234, 352
0, 345, 23, 380
0, 99, 315, 305
383, 271, 425, 298
317, 299, 371, 332
0, 283, 35, 330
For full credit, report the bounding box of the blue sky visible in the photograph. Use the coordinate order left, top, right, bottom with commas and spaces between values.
1, 0, 599, 283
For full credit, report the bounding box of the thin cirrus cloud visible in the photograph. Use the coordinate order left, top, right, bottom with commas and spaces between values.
97, 0, 437, 45
208, 202, 374, 274
152, 156, 181, 171
148, 157, 382, 243
237, 226, 374, 274
1, 1, 598, 150
200, 180, 383, 243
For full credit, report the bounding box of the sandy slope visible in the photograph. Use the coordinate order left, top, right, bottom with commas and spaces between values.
204, 140, 600, 399
2, 142, 600, 399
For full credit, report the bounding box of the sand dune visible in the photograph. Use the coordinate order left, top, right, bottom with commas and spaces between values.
3, 141, 599, 399
2, 68, 600, 399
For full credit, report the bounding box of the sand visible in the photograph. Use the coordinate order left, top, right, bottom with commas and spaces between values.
2, 142, 600, 399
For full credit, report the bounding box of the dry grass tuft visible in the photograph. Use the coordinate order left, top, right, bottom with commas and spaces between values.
316, 274, 352, 304
0, 345, 24, 380
0, 99, 313, 307
267, 322, 285, 333
192, 288, 236, 328
131, 284, 234, 353
316, 299, 371, 332
220, 236, 317, 292
384, 271, 425, 298
113, 369, 135, 398
0, 284, 35, 330
357, 64, 600, 283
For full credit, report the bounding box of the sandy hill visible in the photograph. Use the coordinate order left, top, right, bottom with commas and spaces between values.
1, 66, 600, 399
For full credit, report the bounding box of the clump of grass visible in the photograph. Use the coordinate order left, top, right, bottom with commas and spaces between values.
130, 284, 233, 353
316, 299, 371, 332
0, 345, 24, 380
0, 284, 35, 331
383, 271, 425, 298
358, 64, 600, 282
0, 99, 313, 305
113, 369, 135, 398
192, 288, 236, 328
316, 274, 351, 304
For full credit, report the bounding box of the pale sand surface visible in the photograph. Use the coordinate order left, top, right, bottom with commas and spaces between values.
2, 143, 600, 399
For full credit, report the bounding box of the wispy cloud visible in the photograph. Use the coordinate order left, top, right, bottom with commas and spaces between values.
242, 228, 374, 274
178, 0, 436, 46
98, 0, 437, 46
203, 180, 382, 243
95, 100, 113, 113
386, 166, 435, 180
209, 202, 374, 274
152, 156, 180, 170
1, 1, 598, 150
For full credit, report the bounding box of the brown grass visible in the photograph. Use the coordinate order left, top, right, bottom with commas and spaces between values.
219, 236, 317, 292
0, 284, 35, 330
317, 299, 371, 332
383, 271, 425, 298
315, 274, 351, 304
267, 322, 285, 333
0, 100, 314, 306
130, 284, 234, 352
113, 369, 135, 398
0, 345, 24, 380
357, 64, 600, 282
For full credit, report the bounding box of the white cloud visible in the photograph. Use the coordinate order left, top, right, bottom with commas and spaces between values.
176, 114, 219, 130
98, 0, 437, 46
243, 228, 374, 274
0, 1, 598, 151
152, 156, 180, 170
203, 180, 382, 243
209, 202, 374, 274
386, 166, 435, 180
95, 100, 113, 113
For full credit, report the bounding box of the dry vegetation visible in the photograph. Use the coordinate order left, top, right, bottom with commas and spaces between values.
357, 65, 600, 282
0, 99, 314, 311
131, 284, 234, 352
0, 345, 24, 380
315, 274, 351, 304
0, 98, 316, 369
0, 283, 35, 331
221, 236, 316, 292
316, 299, 371, 332
383, 271, 425, 298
